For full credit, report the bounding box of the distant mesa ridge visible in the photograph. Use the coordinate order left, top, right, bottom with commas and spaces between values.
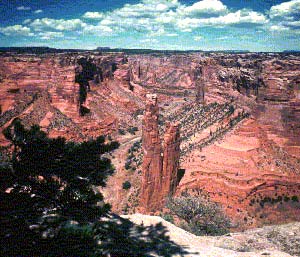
1, 46, 299, 54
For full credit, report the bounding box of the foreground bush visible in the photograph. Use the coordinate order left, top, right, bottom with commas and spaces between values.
1, 120, 186, 256
167, 194, 231, 236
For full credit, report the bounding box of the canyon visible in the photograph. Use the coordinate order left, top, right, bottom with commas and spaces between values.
0, 50, 300, 229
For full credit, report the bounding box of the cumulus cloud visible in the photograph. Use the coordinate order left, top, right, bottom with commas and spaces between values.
17, 6, 31, 11
269, 25, 290, 31
3, 0, 299, 43
83, 24, 113, 35
82, 12, 104, 19
39, 31, 64, 40
194, 35, 202, 41
182, 0, 227, 16
23, 19, 32, 25
0, 25, 33, 36
177, 9, 267, 31
34, 10, 43, 14
201, 10, 267, 25
267, 0, 300, 32
269, 0, 300, 18
30, 18, 87, 31
81, 0, 268, 35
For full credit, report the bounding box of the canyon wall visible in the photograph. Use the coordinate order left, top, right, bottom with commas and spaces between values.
0, 52, 144, 145
1, 51, 300, 227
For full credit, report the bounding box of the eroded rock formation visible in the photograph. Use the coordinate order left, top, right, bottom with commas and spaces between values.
1, 50, 300, 228
0, 52, 144, 145
162, 122, 180, 197
140, 94, 163, 211
140, 94, 180, 212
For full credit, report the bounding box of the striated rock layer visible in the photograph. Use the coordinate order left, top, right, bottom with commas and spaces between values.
0, 52, 144, 145
1, 51, 300, 228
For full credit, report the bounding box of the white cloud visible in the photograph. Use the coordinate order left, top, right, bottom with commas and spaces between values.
39, 31, 64, 40
166, 33, 178, 37
17, 6, 31, 11
182, 0, 227, 16
83, 24, 113, 35
82, 12, 104, 19
155, 10, 178, 24
81, 0, 267, 35
23, 19, 32, 25
287, 20, 300, 27
4, 0, 294, 42
34, 10, 43, 14
269, 25, 290, 31
201, 10, 268, 25
140, 38, 158, 43
176, 10, 267, 31
156, 3, 168, 11
194, 35, 202, 41
270, 0, 300, 18
30, 18, 87, 31
0, 25, 34, 36
267, 0, 300, 32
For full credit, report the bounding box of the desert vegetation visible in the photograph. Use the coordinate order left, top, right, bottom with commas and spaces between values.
167, 193, 231, 236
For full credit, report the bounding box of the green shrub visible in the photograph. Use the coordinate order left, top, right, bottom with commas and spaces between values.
127, 127, 138, 135
167, 194, 231, 236
125, 161, 131, 170
122, 181, 131, 190
118, 129, 126, 135
161, 213, 174, 224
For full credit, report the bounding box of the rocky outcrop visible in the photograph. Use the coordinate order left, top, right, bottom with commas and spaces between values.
140, 94, 163, 211
0, 52, 144, 144
140, 94, 181, 212
162, 122, 180, 197
124, 214, 298, 257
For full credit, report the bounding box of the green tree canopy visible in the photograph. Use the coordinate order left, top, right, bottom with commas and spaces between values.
1, 119, 119, 256
0, 120, 186, 257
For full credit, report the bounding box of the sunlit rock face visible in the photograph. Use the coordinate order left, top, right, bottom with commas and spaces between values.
140, 94, 163, 212
162, 122, 180, 197
0, 51, 300, 228
139, 94, 181, 212
0, 52, 144, 145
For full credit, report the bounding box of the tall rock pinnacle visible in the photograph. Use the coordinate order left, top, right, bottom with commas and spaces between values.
140, 94, 163, 211
162, 122, 180, 197
140, 94, 180, 212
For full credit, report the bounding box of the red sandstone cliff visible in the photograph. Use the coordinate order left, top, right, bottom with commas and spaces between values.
1, 51, 300, 228
140, 94, 181, 212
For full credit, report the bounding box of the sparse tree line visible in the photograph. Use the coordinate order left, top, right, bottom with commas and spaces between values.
181, 110, 249, 158
125, 140, 142, 172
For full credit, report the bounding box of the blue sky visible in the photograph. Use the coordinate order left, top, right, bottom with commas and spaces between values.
0, 0, 299, 51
